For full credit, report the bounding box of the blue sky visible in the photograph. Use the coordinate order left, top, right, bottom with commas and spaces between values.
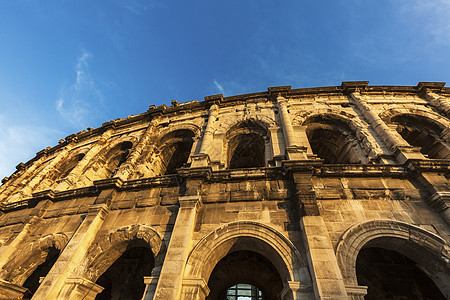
1, 0, 449, 179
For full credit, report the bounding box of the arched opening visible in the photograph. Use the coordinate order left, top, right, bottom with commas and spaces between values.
304, 115, 365, 164
336, 220, 450, 299
22, 247, 60, 299
94, 239, 155, 300
155, 129, 195, 175
33, 152, 86, 192
59, 153, 85, 179
356, 247, 446, 300
226, 121, 267, 169
207, 250, 282, 300
228, 134, 265, 169
183, 222, 311, 300
391, 114, 450, 159
101, 141, 133, 178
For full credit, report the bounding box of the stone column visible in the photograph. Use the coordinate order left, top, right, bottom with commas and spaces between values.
277, 95, 297, 148
32, 204, 109, 299
7, 145, 73, 202
142, 276, 160, 300
0, 156, 46, 202
280, 281, 314, 300
345, 285, 368, 300
179, 277, 210, 300
55, 129, 113, 191
0, 216, 39, 269
153, 195, 202, 300
411, 162, 450, 226
115, 120, 158, 181
422, 90, 450, 118
199, 104, 219, 155
417, 82, 450, 118
277, 95, 309, 160
191, 104, 219, 168
300, 216, 348, 300
264, 136, 272, 166
296, 126, 314, 156
62, 278, 104, 300
292, 171, 319, 217
428, 191, 450, 226
0, 279, 29, 299
349, 91, 425, 163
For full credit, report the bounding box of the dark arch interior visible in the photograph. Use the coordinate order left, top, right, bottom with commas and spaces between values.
59, 153, 85, 179
95, 240, 155, 300
228, 133, 265, 169
23, 247, 60, 299
105, 141, 133, 178
356, 247, 446, 300
305, 116, 364, 164
157, 130, 195, 175
207, 250, 283, 300
392, 114, 450, 159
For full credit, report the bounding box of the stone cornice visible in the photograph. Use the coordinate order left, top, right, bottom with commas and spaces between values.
2, 159, 447, 213
87, 203, 110, 218
405, 159, 450, 173
178, 195, 202, 210
417, 81, 446, 93
341, 81, 369, 94
317, 164, 407, 177
204, 93, 223, 106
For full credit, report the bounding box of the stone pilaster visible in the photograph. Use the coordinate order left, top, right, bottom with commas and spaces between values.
428, 192, 450, 226
417, 82, 450, 118
348, 89, 425, 163
198, 104, 219, 155
280, 281, 314, 300
410, 161, 450, 226
192, 100, 220, 168
0, 216, 40, 272
179, 278, 210, 300
293, 171, 319, 217
142, 276, 160, 300
345, 285, 368, 300
0, 279, 29, 299
284, 160, 322, 218
277, 95, 296, 148
0, 156, 46, 202
114, 120, 158, 181
55, 129, 113, 191
32, 204, 109, 299
0, 198, 52, 270
296, 126, 314, 156
276, 94, 309, 160
153, 196, 202, 300
7, 145, 73, 202
60, 278, 104, 300
300, 216, 348, 300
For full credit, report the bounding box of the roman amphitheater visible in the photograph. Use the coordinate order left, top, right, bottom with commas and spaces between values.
0, 81, 448, 300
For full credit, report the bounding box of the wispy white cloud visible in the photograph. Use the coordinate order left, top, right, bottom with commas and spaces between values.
399, 0, 450, 45
213, 80, 225, 94
56, 51, 103, 127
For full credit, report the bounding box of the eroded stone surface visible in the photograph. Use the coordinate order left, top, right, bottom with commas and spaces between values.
0, 82, 448, 300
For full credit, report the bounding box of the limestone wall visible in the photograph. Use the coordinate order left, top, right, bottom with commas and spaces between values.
0, 82, 448, 300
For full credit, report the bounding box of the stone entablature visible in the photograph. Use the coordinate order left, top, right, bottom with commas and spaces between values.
0, 82, 448, 299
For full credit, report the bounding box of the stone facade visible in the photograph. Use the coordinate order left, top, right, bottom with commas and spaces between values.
0, 81, 449, 300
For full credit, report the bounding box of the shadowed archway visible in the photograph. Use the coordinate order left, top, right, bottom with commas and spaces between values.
336, 220, 450, 299
304, 115, 366, 164
182, 221, 312, 300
